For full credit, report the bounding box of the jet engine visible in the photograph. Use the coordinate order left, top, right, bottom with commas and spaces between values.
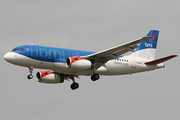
65, 57, 92, 70
36, 71, 64, 84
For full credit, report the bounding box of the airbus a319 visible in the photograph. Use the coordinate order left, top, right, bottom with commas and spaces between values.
4, 30, 177, 90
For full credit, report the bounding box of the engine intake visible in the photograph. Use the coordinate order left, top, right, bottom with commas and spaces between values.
36, 71, 64, 84
66, 57, 92, 70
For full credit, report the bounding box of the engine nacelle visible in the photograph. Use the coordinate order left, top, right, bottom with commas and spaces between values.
66, 57, 92, 70
36, 71, 64, 84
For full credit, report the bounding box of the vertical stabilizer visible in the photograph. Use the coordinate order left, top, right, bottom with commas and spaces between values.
130, 30, 159, 60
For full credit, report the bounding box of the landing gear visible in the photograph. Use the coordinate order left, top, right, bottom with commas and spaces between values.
70, 82, 79, 90
27, 74, 33, 79
91, 73, 100, 81
27, 66, 33, 79
69, 75, 79, 90
91, 69, 100, 81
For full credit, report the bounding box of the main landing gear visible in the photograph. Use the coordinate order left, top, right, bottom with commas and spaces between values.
69, 73, 99, 90
69, 75, 79, 90
71, 82, 79, 90
91, 73, 100, 81
91, 69, 100, 81
27, 66, 33, 79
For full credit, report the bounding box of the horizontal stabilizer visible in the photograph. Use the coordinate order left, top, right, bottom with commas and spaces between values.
144, 55, 178, 65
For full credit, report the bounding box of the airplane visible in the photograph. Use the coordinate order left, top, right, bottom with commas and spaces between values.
4, 30, 177, 90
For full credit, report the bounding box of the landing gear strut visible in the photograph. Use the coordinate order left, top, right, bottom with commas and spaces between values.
27, 66, 33, 79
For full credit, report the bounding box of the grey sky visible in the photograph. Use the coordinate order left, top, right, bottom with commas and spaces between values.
1, 0, 180, 120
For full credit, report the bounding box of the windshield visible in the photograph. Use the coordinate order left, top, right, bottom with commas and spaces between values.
12, 48, 24, 51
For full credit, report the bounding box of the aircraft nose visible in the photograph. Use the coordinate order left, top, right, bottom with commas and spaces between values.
4, 52, 17, 63
4, 52, 24, 65
4, 52, 14, 63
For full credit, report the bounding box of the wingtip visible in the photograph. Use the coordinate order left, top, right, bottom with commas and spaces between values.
171, 55, 178, 57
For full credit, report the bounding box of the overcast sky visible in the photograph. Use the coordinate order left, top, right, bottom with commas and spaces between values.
1, 0, 180, 120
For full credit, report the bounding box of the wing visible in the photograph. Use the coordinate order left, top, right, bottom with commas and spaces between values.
87, 36, 151, 60
85, 36, 151, 69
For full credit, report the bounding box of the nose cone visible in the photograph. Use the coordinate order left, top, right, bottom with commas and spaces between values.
4, 52, 19, 64
4, 52, 13, 62
4, 52, 25, 66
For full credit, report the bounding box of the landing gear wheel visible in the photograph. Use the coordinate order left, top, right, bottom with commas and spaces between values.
91, 73, 100, 81
27, 74, 33, 79
70, 82, 79, 90
27, 66, 33, 80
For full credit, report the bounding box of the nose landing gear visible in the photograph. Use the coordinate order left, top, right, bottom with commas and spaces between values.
27, 66, 33, 79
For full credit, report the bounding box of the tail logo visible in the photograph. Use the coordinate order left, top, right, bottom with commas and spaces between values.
145, 42, 153, 47
150, 34, 156, 40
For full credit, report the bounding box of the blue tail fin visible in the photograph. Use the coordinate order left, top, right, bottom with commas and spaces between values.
130, 30, 159, 60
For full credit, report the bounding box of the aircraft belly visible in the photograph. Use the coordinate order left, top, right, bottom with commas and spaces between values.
53, 62, 92, 75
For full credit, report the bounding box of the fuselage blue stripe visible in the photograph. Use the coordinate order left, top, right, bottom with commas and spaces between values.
12, 45, 95, 62
11, 45, 124, 62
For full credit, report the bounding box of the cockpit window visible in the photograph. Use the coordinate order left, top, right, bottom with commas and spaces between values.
12, 48, 25, 51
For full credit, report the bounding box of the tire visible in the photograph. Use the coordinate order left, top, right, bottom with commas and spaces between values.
27, 75, 33, 79
91, 74, 100, 81
70, 82, 79, 90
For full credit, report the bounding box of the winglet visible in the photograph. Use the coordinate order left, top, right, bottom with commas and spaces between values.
144, 55, 178, 65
